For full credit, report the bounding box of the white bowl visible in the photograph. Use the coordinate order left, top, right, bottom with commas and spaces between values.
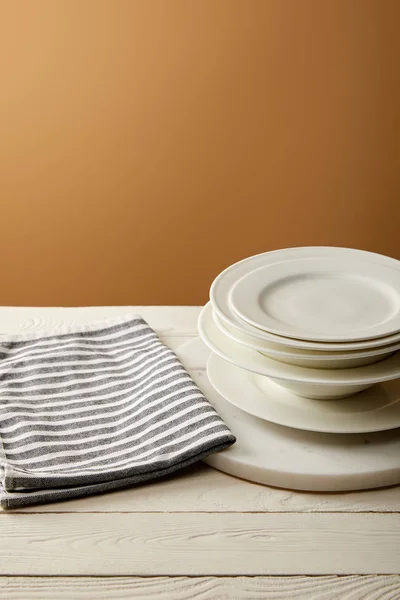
272, 379, 373, 400
207, 350, 400, 432
213, 309, 397, 369
199, 303, 400, 400
261, 353, 386, 369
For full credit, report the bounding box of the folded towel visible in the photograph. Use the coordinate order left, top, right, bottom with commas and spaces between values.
0, 315, 235, 508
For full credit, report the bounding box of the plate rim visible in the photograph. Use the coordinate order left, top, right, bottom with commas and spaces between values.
229, 256, 400, 343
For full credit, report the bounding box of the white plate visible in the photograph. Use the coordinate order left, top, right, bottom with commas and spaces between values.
199, 302, 400, 389
229, 257, 400, 342
210, 247, 400, 350
214, 309, 400, 368
207, 352, 400, 434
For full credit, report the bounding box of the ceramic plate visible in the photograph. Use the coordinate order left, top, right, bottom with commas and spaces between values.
210, 247, 400, 350
213, 309, 400, 368
198, 302, 400, 385
229, 257, 400, 342
207, 352, 400, 434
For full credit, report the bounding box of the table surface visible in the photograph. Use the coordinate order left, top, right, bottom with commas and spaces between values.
1, 306, 400, 599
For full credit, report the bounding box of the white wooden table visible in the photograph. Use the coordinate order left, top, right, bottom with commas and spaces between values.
1, 306, 400, 599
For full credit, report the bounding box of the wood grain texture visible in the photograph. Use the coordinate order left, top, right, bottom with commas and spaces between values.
1, 576, 400, 599
0, 306, 201, 335
1, 513, 400, 575
13, 463, 400, 514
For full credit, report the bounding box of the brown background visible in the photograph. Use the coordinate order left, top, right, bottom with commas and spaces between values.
1, 0, 399, 306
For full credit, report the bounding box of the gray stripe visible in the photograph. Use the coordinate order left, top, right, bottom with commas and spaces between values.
0, 354, 179, 397
2, 397, 212, 452
0, 377, 196, 433
1, 392, 205, 449
8, 411, 220, 468
0, 344, 174, 377
0, 346, 169, 380
0, 438, 234, 509
6, 426, 232, 486
0, 370, 191, 421
0, 329, 156, 360
0, 338, 165, 368
0, 351, 171, 385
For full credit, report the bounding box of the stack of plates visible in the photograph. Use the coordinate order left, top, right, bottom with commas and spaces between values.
198, 247, 400, 435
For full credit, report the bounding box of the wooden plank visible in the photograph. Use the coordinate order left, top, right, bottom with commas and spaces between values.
1, 513, 400, 575
1, 575, 400, 599
13, 463, 400, 514
0, 307, 202, 335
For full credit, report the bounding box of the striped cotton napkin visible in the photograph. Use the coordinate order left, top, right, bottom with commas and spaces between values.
0, 316, 235, 508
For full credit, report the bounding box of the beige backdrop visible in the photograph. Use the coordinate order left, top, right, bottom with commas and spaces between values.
1, 0, 399, 306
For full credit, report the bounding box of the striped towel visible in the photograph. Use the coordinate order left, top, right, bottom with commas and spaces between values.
0, 316, 235, 509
